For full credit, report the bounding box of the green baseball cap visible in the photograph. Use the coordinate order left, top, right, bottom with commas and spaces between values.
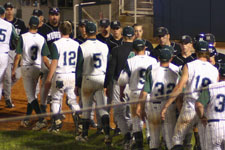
159, 45, 174, 62
133, 39, 145, 51
123, 26, 134, 37
85, 21, 97, 34
195, 41, 209, 52
0, 6, 5, 15
29, 16, 39, 27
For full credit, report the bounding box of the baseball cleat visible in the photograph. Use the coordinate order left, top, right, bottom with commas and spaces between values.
5, 99, 15, 108
75, 135, 88, 143
32, 119, 47, 131
48, 119, 62, 133
21, 120, 30, 128
104, 135, 112, 146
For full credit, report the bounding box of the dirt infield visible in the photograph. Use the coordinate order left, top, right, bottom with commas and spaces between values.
0, 78, 115, 131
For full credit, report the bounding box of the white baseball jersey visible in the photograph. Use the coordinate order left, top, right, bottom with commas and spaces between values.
0, 18, 14, 53
80, 39, 109, 76
205, 82, 225, 120
17, 32, 48, 68
149, 64, 179, 101
52, 38, 79, 74
184, 60, 218, 107
118, 55, 157, 91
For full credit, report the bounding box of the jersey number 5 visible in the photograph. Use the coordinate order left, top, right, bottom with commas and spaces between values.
93, 53, 102, 68
0, 29, 7, 42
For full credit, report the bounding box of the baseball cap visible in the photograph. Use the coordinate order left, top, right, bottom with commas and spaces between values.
195, 41, 209, 52
208, 44, 217, 57
133, 39, 145, 51
85, 21, 96, 34
32, 9, 43, 17
194, 33, 205, 42
159, 45, 174, 62
0, 6, 5, 15
79, 19, 88, 26
122, 26, 134, 37
156, 27, 169, 37
111, 21, 121, 29
205, 33, 216, 44
49, 7, 60, 15
29, 16, 39, 27
100, 18, 110, 27
219, 64, 225, 77
180, 35, 192, 44
4, 2, 14, 9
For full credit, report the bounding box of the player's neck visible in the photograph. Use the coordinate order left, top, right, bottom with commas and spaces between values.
29, 29, 37, 34
160, 61, 170, 67
135, 51, 145, 55
6, 16, 14, 21
198, 57, 208, 62
61, 34, 70, 38
87, 35, 96, 39
182, 50, 192, 58
114, 34, 122, 40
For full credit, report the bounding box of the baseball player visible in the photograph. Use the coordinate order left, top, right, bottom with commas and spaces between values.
161, 41, 219, 149
3, 2, 27, 108
133, 23, 154, 54
118, 39, 157, 149
0, 6, 18, 102
151, 27, 182, 60
96, 18, 112, 43
74, 19, 88, 44
75, 22, 111, 145
195, 65, 225, 150
109, 20, 123, 50
136, 45, 179, 150
104, 26, 135, 148
43, 21, 80, 132
12, 16, 50, 128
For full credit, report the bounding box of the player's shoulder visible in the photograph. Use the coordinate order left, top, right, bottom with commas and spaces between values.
0, 18, 12, 27
14, 18, 25, 24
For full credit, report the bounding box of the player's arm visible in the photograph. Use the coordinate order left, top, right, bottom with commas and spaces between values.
118, 62, 130, 100
161, 64, 189, 120
9, 26, 19, 50
75, 46, 84, 95
12, 36, 23, 80
137, 66, 153, 120
195, 87, 210, 126
41, 40, 51, 69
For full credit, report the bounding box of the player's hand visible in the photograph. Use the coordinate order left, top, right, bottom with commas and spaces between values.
11, 71, 16, 82
75, 86, 79, 96
136, 104, 146, 121
201, 116, 208, 127
161, 107, 167, 121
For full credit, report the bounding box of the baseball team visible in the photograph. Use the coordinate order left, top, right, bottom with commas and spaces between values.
0, 2, 225, 150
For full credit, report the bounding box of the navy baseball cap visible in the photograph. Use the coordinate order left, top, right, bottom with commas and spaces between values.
4, 2, 14, 9
195, 41, 209, 52
100, 18, 110, 27
49, 7, 60, 15
0, 6, 5, 15
79, 19, 88, 26
159, 45, 174, 62
85, 22, 96, 34
111, 21, 121, 29
208, 44, 217, 57
123, 26, 134, 37
219, 64, 225, 77
32, 9, 43, 17
180, 35, 192, 44
194, 33, 205, 42
156, 27, 169, 37
205, 33, 216, 44
29, 16, 39, 27
133, 39, 145, 51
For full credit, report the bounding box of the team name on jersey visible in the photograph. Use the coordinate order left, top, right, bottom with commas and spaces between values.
47, 31, 61, 42
15, 28, 21, 35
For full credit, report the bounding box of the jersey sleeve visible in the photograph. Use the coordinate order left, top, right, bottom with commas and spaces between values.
118, 62, 130, 86
143, 66, 153, 93
197, 87, 210, 107
76, 46, 84, 88
51, 43, 59, 59
9, 26, 19, 50
41, 40, 50, 57
15, 36, 23, 54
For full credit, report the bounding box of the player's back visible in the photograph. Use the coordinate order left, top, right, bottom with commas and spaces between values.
80, 39, 109, 76
0, 18, 13, 53
54, 38, 79, 74
20, 32, 45, 68
184, 59, 218, 104
128, 55, 157, 91
206, 81, 225, 120
150, 64, 179, 101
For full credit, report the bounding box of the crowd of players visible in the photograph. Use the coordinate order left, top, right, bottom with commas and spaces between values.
0, 1, 225, 150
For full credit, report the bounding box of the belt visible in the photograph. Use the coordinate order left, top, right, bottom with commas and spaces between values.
208, 119, 225, 123
56, 71, 75, 74
152, 102, 161, 104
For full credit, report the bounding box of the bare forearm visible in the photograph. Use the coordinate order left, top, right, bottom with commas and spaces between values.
12, 54, 21, 73
195, 102, 204, 118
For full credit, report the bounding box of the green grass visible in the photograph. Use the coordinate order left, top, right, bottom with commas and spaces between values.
0, 129, 127, 150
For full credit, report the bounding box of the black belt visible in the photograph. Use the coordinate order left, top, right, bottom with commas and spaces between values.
208, 119, 225, 123
153, 102, 161, 104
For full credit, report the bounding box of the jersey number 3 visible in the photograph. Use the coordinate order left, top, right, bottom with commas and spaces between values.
215, 94, 225, 112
